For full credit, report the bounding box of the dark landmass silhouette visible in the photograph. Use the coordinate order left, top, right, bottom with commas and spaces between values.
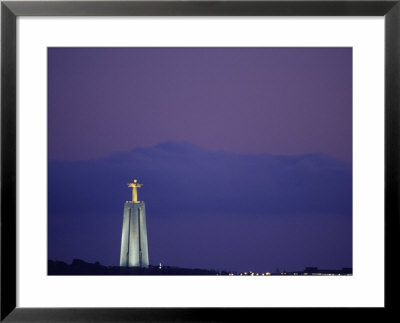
48, 259, 227, 276
48, 259, 352, 276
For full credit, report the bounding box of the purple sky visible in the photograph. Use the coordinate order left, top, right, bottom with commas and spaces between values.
48, 47, 352, 162
48, 48, 352, 273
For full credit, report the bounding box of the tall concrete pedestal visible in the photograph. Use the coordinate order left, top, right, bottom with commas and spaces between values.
120, 201, 149, 267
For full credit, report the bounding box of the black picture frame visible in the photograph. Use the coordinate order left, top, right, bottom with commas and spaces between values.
1, 0, 399, 321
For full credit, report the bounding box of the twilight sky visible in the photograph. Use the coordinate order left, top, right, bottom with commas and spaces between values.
48, 48, 352, 273
48, 47, 352, 162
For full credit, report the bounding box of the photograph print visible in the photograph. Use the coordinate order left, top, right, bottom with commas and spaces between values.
48, 47, 352, 276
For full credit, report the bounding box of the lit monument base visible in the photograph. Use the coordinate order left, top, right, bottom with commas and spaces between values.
120, 201, 149, 267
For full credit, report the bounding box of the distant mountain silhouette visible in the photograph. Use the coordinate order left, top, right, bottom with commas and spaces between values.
49, 141, 352, 217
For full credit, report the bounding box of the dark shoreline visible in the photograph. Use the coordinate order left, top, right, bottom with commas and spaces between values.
48, 259, 352, 276
48, 259, 229, 275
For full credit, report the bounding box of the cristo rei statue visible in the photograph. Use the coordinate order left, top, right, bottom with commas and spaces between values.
119, 179, 149, 268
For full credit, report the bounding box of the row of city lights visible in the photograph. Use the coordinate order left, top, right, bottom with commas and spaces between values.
227, 272, 352, 276
237, 271, 271, 276
157, 264, 351, 276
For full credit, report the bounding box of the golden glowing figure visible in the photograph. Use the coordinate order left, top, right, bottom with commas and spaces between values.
128, 179, 143, 203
